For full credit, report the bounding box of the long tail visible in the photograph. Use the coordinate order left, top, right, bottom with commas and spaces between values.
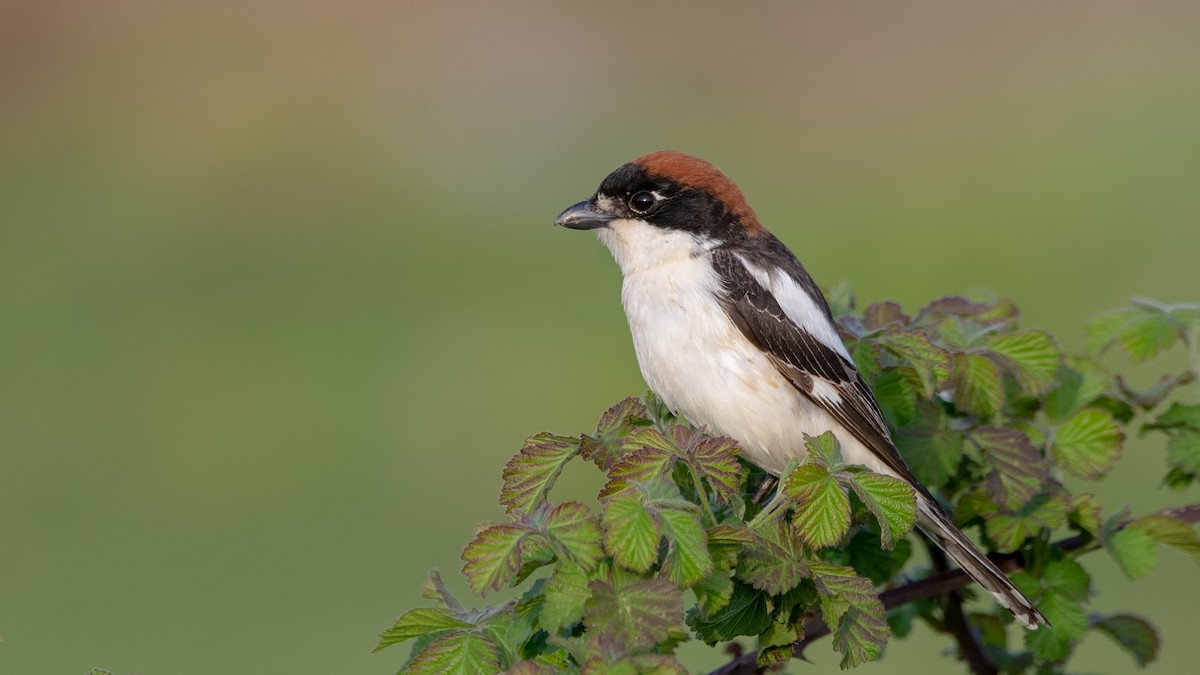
915, 497, 1049, 629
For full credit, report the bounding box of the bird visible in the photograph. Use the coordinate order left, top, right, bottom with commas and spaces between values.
554, 150, 1047, 630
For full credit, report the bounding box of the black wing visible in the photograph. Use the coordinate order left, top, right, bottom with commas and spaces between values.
712, 247, 925, 489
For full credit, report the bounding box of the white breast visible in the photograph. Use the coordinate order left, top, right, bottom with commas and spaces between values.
595, 219, 864, 475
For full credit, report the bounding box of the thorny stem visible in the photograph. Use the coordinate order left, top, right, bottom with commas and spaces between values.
709, 504, 1200, 675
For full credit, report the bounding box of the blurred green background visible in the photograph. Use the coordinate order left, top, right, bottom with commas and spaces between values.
1, 1, 1198, 673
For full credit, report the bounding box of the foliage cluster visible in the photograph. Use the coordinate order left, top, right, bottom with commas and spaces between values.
379, 295, 1200, 673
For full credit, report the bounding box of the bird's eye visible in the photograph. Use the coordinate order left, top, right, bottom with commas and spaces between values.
628, 191, 656, 214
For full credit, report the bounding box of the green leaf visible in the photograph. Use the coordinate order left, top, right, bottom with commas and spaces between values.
602, 494, 661, 574
1029, 593, 1089, 657
500, 434, 580, 517
1086, 310, 1136, 357
1145, 402, 1200, 432
737, 521, 811, 595
1042, 558, 1091, 602
895, 427, 962, 488
971, 427, 1045, 511
599, 444, 674, 500
542, 502, 604, 571
692, 570, 735, 614
687, 580, 772, 644
706, 523, 756, 569
579, 397, 649, 471
989, 329, 1061, 395
1119, 310, 1184, 361
1130, 514, 1200, 564
375, 608, 475, 652
1051, 408, 1124, 479
846, 531, 912, 586
1068, 492, 1103, 535
785, 464, 851, 549
584, 575, 683, 654
658, 507, 714, 588
804, 431, 844, 469
462, 523, 530, 595
809, 562, 889, 668
954, 352, 1004, 418
1167, 431, 1200, 474
683, 432, 745, 505
877, 330, 952, 397
845, 471, 917, 548
1093, 614, 1160, 667
1044, 365, 1109, 422
541, 563, 591, 634
1107, 526, 1158, 580
408, 630, 502, 674
872, 369, 917, 427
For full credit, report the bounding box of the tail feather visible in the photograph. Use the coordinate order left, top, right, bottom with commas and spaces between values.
916, 498, 1049, 630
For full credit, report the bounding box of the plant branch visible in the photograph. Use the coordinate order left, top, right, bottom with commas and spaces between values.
708, 505, 1200, 675
925, 541, 996, 675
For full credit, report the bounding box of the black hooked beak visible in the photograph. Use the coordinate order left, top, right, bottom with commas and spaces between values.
555, 199, 615, 230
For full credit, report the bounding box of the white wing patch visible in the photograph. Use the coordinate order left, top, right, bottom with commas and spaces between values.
733, 253, 851, 361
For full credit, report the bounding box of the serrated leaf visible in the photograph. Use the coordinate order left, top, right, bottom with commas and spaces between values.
1145, 402, 1200, 432
785, 464, 851, 549
1167, 431, 1200, 474
1119, 310, 1184, 362
500, 434, 580, 516
1028, 593, 1089, 661
1043, 558, 1091, 602
692, 570, 735, 614
808, 563, 889, 668
1107, 526, 1158, 580
954, 352, 1004, 418
1045, 365, 1110, 422
658, 508, 713, 588
758, 617, 800, 668
804, 431, 844, 469
600, 444, 674, 500
895, 426, 962, 488
846, 471, 917, 548
1093, 614, 1160, 667
989, 329, 1061, 394
1130, 514, 1200, 564
1086, 310, 1136, 357
541, 563, 591, 634
1052, 408, 1124, 479
985, 514, 1038, 554
462, 523, 530, 595
375, 608, 475, 652
872, 369, 917, 427
971, 427, 1046, 511
543, 502, 604, 571
737, 521, 811, 595
707, 523, 756, 569
687, 580, 772, 644
846, 531, 912, 586
584, 576, 682, 655
1068, 492, 1103, 535
685, 434, 745, 505
877, 330, 952, 397
579, 397, 649, 471
407, 630, 501, 674
602, 494, 660, 573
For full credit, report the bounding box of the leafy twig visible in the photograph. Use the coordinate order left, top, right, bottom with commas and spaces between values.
709, 505, 1200, 675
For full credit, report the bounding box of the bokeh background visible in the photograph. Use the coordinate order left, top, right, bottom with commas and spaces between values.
2, 1, 1198, 673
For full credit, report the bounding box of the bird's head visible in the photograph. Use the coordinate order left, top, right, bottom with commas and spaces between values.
555, 151, 765, 272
